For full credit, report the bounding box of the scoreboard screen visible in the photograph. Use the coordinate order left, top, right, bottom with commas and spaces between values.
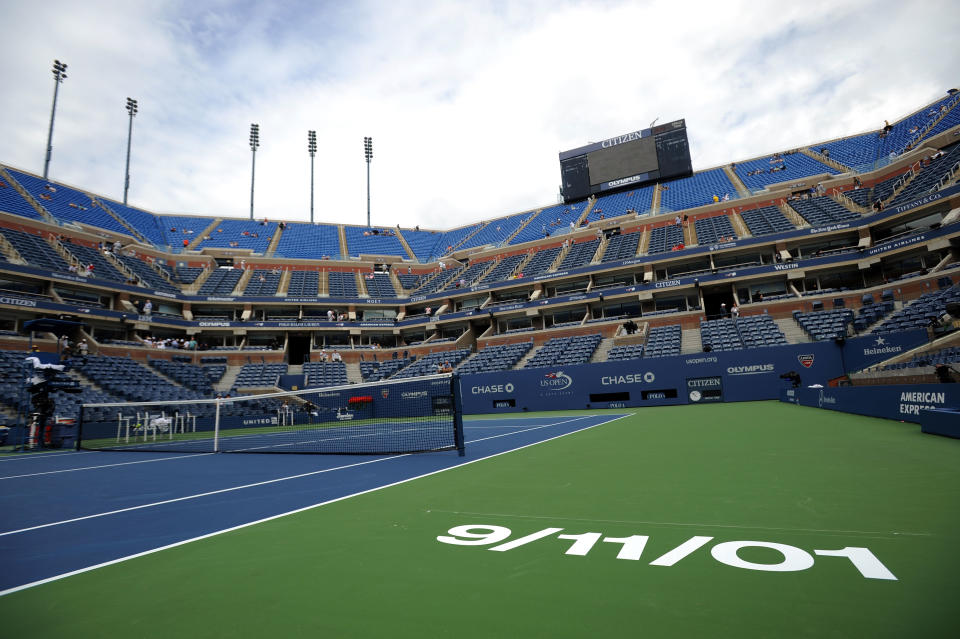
559, 119, 692, 202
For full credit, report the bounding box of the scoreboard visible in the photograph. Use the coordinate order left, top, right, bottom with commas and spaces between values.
559, 119, 692, 202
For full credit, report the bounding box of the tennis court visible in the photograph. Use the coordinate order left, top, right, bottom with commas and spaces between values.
1, 402, 958, 637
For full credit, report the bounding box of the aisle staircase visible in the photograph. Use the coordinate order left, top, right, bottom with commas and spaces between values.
680, 327, 702, 354
775, 317, 814, 344
215, 366, 241, 392
591, 337, 616, 363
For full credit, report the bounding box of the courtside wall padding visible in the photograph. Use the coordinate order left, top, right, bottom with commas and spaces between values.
781, 384, 960, 425
460, 329, 929, 414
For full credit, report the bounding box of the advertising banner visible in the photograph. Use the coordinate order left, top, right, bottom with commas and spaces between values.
461, 341, 844, 414
781, 384, 960, 425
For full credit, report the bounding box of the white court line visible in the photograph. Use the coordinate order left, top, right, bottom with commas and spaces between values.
0, 413, 624, 597
0, 453, 215, 480
0, 450, 97, 463
464, 424, 542, 429
0, 455, 405, 538
3, 416, 563, 467
0, 415, 597, 537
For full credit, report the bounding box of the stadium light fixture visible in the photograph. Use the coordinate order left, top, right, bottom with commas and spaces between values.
364, 136, 373, 227
249, 123, 260, 220
123, 97, 138, 205
308, 130, 317, 224
43, 59, 68, 180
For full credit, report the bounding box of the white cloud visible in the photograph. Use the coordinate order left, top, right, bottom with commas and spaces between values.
0, 0, 957, 233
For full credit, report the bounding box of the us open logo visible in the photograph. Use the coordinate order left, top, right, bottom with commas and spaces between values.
541, 371, 573, 391
798, 354, 815, 368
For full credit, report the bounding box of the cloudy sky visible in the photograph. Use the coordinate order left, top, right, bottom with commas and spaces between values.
1, 0, 957, 231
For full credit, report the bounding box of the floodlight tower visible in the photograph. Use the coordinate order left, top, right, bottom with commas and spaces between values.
364, 136, 373, 227
249, 123, 260, 220
308, 130, 317, 224
123, 97, 138, 205
43, 59, 68, 180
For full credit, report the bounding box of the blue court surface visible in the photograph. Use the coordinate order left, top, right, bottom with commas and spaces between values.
0, 413, 624, 594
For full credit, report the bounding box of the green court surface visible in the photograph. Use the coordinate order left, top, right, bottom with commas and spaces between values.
3, 401, 959, 638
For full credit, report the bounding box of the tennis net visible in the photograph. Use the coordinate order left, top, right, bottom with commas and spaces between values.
77, 373, 464, 455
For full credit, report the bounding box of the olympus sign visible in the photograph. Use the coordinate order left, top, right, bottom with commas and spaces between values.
726, 364, 775, 375
607, 174, 645, 188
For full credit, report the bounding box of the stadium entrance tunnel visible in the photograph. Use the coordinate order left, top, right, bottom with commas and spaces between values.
702, 288, 733, 319
288, 333, 311, 364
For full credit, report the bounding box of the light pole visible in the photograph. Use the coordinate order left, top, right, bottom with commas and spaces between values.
364, 136, 373, 227
308, 130, 317, 224
123, 97, 138, 205
249, 123, 260, 220
43, 59, 68, 180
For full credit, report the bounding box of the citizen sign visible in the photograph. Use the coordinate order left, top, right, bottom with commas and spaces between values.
0, 296, 38, 307
601, 130, 645, 148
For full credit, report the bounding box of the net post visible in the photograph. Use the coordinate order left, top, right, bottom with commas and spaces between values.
213, 398, 221, 453
78, 403, 85, 451
451, 373, 465, 457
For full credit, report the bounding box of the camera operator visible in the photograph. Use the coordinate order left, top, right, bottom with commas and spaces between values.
780, 370, 802, 388
934, 363, 958, 384
25, 356, 80, 448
